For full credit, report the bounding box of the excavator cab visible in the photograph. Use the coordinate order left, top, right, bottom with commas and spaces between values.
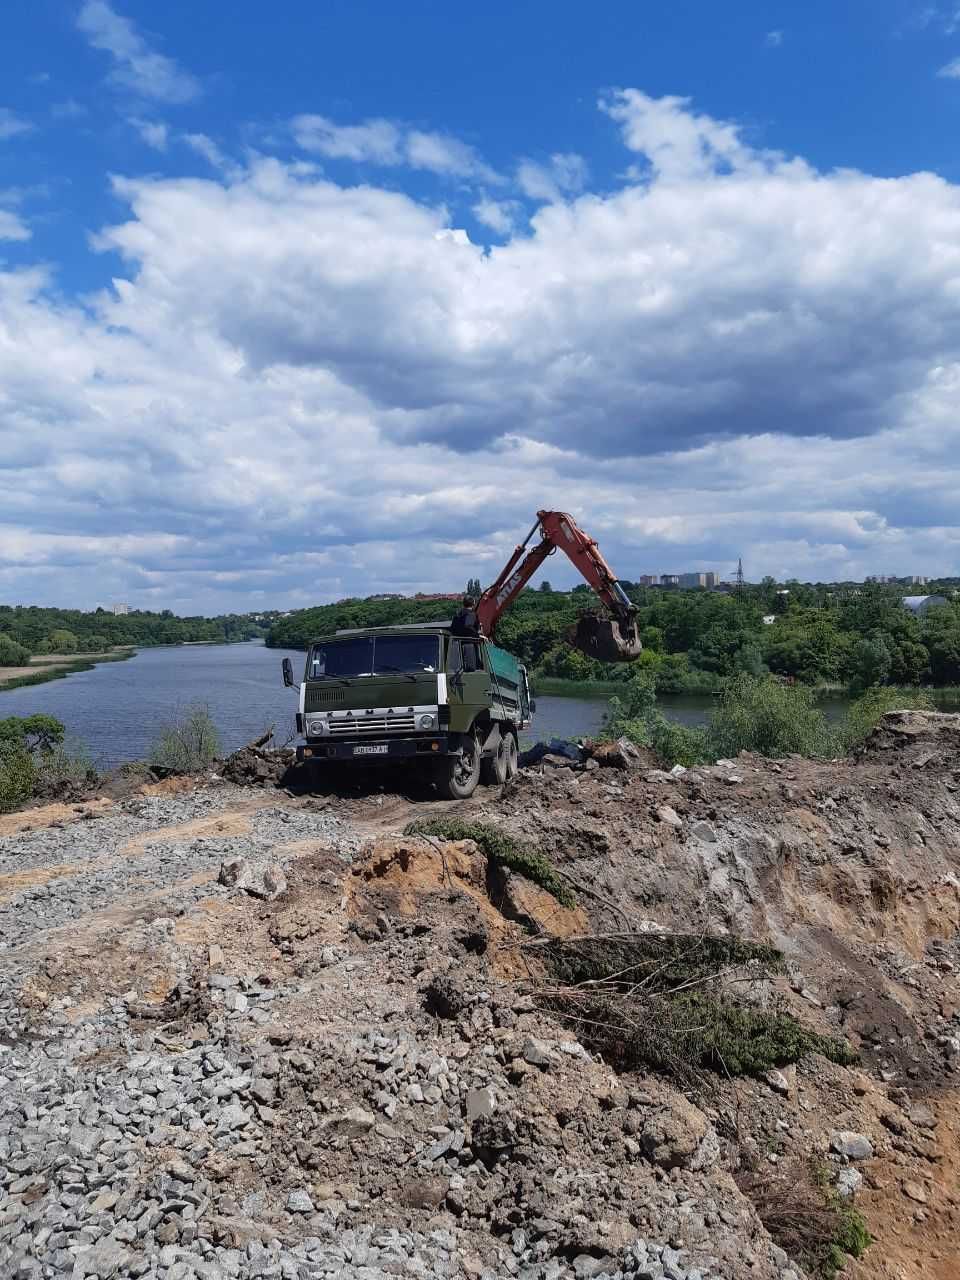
568, 613, 644, 664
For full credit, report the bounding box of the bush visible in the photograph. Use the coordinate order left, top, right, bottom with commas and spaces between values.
0, 636, 31, 667
539, 934, 855, 1083
738, 1159, 871, 1279
0, 740, 36, 813
403, 816, 575, 908
603, 672, 708, 767
32, 738, 98, 798
840, 686, 936, 753
705, 675, 836, 760
149, 703, 221, 772
0, 714, 65, 753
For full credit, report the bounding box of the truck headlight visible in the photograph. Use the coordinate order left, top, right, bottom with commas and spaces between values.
417, 713, 437, 730
306, 716, 329, 736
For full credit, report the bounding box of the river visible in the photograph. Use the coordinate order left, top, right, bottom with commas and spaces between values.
1, 642, 954, 767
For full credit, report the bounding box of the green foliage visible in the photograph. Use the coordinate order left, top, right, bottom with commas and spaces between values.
0, 714, 65, 754
403, 816, 575, 908
540, 934, 856, 1084
705, 676, 836, 759
32, 738, 98, 797
0, 603, 265, 659
0, 740, 36, 814
744, 1160, 871, 1280
148, 703, 222, 773
0, 635, 30, 667
602, 671, 708, 767
840, 686, 936, 752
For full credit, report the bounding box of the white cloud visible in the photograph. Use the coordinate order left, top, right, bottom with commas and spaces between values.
937, 56, 960, 77
77, 0, 201, 104
129, 118, 169, 151
0, 109, 33, 141
766, 30, 784, 47
51, 100, 89, 121
472, 196, 522, 235
0, 210, 30, 241
516, 152, 588, 202
4, 90, 960, 606
291, 115, 403, 164
182, 133, 231, 173
292, 114, 501, 182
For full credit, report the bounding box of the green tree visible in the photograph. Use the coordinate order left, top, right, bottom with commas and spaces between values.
849, 630, 893, 693
0, 714, 65, 753
0, 740, 35, 813
539, 580, 554, 593
47, 628, 79, 652
0, 636, 30, 667
149, 703, 221, 772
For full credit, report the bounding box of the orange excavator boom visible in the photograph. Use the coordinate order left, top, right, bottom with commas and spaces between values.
475, 510, 642, 663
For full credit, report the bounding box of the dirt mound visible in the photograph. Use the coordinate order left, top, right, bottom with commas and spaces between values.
861, 709, 960, 763
221, 746, 296, 787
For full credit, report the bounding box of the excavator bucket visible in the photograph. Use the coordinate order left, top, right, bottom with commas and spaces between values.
568, 616, 644, 664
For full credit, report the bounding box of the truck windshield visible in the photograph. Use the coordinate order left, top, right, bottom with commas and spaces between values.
309, 634, 440, 678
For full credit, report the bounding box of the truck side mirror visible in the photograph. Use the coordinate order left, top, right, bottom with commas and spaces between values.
281, 657, 295, 688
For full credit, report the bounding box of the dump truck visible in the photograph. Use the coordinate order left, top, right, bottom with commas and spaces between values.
282, 624, 532, 798
281, 509, 641, 798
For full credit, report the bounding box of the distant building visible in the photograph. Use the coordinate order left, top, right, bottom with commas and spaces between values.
660, 574, 680, 588
637, 575, 658, 587
909, 575, 928, 587
112, 603, 130, 616
679, 572, 708, 589
901, 595, 948, 615
704, 572, 718, 588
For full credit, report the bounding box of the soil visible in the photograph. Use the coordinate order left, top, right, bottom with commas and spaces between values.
1, 710, 959, 1279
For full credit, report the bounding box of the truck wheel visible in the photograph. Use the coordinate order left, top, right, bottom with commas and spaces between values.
504, 733, 519, 779
436, 732, 481, 799
481, 731, 509, 786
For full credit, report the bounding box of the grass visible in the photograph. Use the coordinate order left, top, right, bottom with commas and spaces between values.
403, 816, 575, 908
0, 649, 134, 693
536, 933, 856, 1083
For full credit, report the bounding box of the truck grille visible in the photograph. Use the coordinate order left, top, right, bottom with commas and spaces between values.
306, 688, 345, 708
329, 715, 417, 735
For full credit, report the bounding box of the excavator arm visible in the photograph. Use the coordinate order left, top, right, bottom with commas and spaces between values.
475, 510, 643, 663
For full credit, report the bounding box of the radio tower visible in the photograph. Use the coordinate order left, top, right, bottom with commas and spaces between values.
735, 557, 745, 601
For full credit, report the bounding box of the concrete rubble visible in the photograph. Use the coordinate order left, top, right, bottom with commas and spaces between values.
0, 712, 959, 1279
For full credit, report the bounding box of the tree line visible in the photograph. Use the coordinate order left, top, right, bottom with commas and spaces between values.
0, 605, 266, 667
267, 577, 960, 691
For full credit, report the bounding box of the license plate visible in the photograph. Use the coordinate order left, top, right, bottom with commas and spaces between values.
353, 744, 389, 756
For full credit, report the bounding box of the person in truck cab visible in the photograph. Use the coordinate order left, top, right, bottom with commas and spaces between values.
451, 596, 480, 637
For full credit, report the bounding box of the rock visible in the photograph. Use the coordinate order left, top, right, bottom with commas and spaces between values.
218, 857, 287, 901
522, 1038, 555, 1069
216, 1104, 249, 1134
423, 974, 470, 1019
588, 736, 646, 770
76, 1237, 132, 1277
640, 1097, 719, 1171
572, 1256, 615, 1279
907, 1101, 936, 1130
830, 1131, 874, 1160
224, 991, 248, 1013
764, 1067, 795, 1098
902, 1180, 928, 1204
208, 944, 224, 967
325, 1107, 375, 1137
836, 1168, 863, 1199
689, 820, 717, 842
465, 1086, 497, 1121
656, 806, 683, 829
286, 1189, 314, 1214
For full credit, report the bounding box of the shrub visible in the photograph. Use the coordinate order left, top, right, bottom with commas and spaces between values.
149, 702, 221, 772
840, 686, 936, 753
33, 738, 98, 797
539, 934, 855, 1083
738, 1159, 871, 1279
602, 671, 708, 767
403, 816, 575, 908
0, 740, 37, 813
0, 636, 31, 667
0, 714, 65, 753
705, 675, 836, 760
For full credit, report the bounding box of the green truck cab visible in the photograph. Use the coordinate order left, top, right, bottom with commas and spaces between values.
281, 623, 533, 798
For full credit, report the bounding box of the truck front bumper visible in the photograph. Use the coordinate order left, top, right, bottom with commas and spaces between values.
297, 735, 449, 763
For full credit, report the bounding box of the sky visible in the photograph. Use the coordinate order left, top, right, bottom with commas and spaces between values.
3, 2, 960, 612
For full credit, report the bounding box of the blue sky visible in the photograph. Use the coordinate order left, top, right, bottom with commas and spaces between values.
3, 1, 960, 610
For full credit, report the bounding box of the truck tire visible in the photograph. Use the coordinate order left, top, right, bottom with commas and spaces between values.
435, 732, 481, 799
503, 732, 519, 779
481, 731, 509, 786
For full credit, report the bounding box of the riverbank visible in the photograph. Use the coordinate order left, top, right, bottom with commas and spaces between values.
0, 648, 135, 693
536, 674, 960, 704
